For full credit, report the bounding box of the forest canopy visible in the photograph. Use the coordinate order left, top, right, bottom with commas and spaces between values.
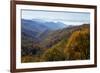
21, 24, 90, 63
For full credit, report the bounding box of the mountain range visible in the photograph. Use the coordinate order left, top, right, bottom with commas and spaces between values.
21, 18, 90, 62
21, 19, 68, 40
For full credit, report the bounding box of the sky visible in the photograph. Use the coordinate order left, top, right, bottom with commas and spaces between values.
21, 9, 90, 25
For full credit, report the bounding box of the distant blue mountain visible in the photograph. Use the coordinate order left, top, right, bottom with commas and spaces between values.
21, 19, 50, 40
21, 19, 68, 41
21, 19, 49, 32
32, 19, 67, 30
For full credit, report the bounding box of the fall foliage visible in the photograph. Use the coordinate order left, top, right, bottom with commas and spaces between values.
64, 28, 90, 60
21, 24, 90, 62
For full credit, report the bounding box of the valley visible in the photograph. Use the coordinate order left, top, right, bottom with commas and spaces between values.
21, 19, 90, 63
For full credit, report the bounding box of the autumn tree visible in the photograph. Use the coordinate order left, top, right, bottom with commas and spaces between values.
64, 28, 90, 60
41, 47, 66, 61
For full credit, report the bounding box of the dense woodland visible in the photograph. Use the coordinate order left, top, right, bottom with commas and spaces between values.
21, 19, 90, 63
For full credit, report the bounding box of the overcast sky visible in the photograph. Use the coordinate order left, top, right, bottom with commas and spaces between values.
21, 9, 90, 25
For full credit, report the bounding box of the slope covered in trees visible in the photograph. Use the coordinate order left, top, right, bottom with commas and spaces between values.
21, 24, 90, 62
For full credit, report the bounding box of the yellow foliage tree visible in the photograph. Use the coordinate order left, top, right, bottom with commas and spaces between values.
64, 28, 90, 60
41, 47, 66, 61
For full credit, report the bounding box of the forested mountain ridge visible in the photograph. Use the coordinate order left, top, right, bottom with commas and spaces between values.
41, 24, 90, 61
21, 20, 90, 62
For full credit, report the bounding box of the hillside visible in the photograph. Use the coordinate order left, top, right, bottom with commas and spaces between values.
21, 21, 90, 62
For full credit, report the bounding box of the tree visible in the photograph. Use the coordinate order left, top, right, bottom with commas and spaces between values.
41, 47, 66, 61
64, 28, 90, 60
